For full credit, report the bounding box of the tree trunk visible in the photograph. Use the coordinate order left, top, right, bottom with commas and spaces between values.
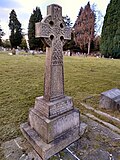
88, 37, 91, 55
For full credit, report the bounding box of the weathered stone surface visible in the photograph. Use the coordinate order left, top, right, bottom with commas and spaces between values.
72, 115, 120, 160
20, 4, 80, 160
81, 149, 110, 160
35, 4, 71, 102
85, 113, 120, 134
79, 122, 88, 137
1, 138, 24, 160
81, 103, 120, 129
21, 122, 80, 160
29, 108, 80, 143
34, 96, 73, 118
3, 117, 120, 160
1, 137, 43, 160
99, 88, 120, 111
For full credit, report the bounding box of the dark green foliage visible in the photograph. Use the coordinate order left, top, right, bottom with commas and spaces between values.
20, 37, 28, 50
63, 15, 72, 27
8, 10, 23, 49
63, 32, 80, 52
91, 36, 101, 52
2, 39, 11, 48
0, 40, 2, 47
0, 25, 5, 46
63, 16, 78, 52
28, 7, 43, 50
0, 26, 4, 39
100, 0, 120, 58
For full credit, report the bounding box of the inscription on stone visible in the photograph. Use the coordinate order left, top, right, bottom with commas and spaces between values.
34, 96, 74, 118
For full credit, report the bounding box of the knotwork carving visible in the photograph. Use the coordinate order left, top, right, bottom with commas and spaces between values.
35, 4, 71, 101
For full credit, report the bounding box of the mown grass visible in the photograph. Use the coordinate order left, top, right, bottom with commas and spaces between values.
0, 52, 120, 158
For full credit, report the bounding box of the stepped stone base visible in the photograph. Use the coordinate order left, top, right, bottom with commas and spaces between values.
20, 95, 80, 159
20, 122, 80, 160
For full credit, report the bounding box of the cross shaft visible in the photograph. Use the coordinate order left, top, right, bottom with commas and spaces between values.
35, 4, 71, 101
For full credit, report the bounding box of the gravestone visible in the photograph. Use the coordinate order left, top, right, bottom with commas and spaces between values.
99, 88, 120, 111
12, 48, 16, 55
20, 4, 80, 160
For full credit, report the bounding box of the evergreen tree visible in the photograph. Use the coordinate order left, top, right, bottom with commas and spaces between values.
2, 39, 11, 48
63, 31, 80, 54
0, 24, 5, 46
93, 36, 100, 52
63, 32, 76, 51
74, 2, 95, 54
100, 0, 120, 58
28, 7, 43, 50
63, 15, 76, 52
8, 10, 23, 48
63, 15, 72, 27
20, 37, 27, 50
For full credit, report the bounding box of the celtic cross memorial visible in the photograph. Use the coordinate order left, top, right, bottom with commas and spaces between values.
21, 4, 80, 160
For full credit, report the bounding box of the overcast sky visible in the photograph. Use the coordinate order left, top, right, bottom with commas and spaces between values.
0, 0, 110, 39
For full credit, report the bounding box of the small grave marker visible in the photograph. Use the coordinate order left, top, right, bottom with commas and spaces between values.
99, 88, 120, 111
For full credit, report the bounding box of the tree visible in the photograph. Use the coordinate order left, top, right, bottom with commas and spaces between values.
2, 39, 11, 48
8, 10, 23, 49
20, 37, 27, 50
28, 7, 43, 50
0, 24, 5, 46
63, 15, 72, 27
63, 30, 80, 54
63, 15, 76, 52
100, 0, 120, 58
74, 2, 95, 54
93, 35, 100, 51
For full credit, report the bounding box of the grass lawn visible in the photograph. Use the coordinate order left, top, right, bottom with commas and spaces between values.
0, 52, 120, 158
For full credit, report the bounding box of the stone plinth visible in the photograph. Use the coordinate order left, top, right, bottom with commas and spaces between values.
34, 96, 73, 118
99, 88, 120, 111
29, 106, 79, 143
21, 96, 80, 159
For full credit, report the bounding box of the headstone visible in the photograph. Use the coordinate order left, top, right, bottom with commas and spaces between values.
20, 4, 80, 160
99, 88, 120, 111
12, 48, 16, 55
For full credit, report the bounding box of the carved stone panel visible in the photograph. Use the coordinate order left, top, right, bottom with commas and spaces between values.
35, 4, 71, 101
51, 65, 64, 100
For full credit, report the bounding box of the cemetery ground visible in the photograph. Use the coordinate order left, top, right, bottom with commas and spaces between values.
0, 52, 120, 160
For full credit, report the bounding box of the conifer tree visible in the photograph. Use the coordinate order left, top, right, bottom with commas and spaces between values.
0, 24, 5, 46
8, 10, 22, 48
63, 15, 72, 27
74, 2, 95, 54
28, 7, 43, 50
100, 0, 120, 58
63, 15, 76, 52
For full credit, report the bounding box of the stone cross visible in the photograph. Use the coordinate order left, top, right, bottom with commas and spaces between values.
35, 4, 71, 102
